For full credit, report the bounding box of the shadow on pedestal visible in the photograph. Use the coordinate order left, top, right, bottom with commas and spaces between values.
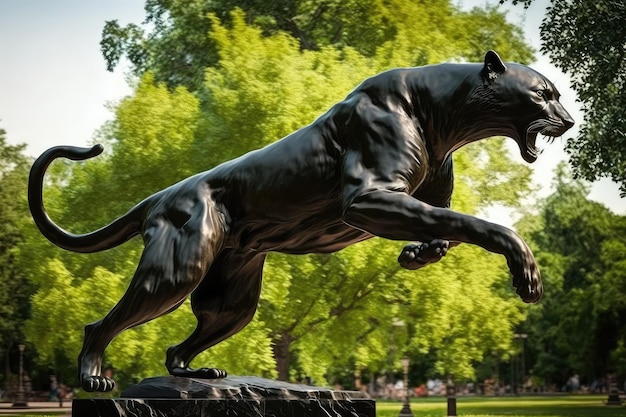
72, 376, 375, 417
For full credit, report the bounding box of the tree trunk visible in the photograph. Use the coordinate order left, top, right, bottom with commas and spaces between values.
273, 332, 292, 381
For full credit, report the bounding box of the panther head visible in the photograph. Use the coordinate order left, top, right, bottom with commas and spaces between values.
482, 50, 575, 163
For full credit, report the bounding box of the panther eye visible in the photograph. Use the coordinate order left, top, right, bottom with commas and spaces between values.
536, 90, 544, 98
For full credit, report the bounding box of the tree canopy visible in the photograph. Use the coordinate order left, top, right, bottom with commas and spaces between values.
102, 0, 534, 91
516, 164, 626, 387
503, 0, 626, 196
0, 128, 32, 388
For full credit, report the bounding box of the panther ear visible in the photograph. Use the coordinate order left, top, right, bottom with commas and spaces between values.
483, 50, 507, 83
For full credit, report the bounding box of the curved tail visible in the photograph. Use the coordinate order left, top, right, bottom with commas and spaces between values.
28, 144, 143, 253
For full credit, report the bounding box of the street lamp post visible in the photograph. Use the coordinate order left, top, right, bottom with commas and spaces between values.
12, 344, 28, 408
513, 333, 528, 394
398, 357, 413, 417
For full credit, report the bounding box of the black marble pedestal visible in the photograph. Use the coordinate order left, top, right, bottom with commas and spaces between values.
72, 376, 375, 417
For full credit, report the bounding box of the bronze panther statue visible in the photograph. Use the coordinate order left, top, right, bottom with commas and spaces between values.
29, 51, 573, 392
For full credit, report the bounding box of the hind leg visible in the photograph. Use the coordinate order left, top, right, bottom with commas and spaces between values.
165, 249, 266, 378
79, 297, 187, 392
79, 202, 225, 392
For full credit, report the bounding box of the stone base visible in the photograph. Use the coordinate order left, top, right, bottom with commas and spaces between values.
72, 376, 375, 417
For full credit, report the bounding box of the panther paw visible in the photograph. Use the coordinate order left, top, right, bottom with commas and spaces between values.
398, 239, 449, 270
512, 266, 543, 303
170, 366, 227, 379
508, 241, 543, 303
81, 375, 116, 392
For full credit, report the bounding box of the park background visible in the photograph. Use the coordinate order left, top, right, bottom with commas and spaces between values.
0, 0, 625, 407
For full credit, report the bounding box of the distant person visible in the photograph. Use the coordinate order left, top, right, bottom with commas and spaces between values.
49, 375, 58, 401
567, 374, 580, 393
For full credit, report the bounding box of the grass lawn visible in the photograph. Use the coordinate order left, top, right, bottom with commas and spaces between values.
376, 395, 626, 417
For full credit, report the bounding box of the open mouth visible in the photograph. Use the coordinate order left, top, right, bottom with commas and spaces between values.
523, 118, 564, 162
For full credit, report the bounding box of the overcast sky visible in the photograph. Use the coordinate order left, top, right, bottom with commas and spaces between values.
0, 0, 623, 223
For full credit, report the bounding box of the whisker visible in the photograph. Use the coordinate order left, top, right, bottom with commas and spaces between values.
546, 116, 561, 125
526, 119, 549, 134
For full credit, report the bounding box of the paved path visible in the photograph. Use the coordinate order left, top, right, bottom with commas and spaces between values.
0, 402, 71, 416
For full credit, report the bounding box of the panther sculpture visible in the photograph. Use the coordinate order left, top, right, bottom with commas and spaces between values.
29, 50, 574, 392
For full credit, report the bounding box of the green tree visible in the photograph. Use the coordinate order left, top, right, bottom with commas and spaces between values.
260, 233, 527, 384
0, 128, 32, 387
503, 0, 626, 195
516, 164, 626, 387
102, 0, 533, 90
193, 10, 373, 168
260, 240, 406, 382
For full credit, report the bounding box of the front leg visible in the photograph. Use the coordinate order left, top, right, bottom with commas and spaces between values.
339, 103, 541, 303
343, 190, 542, 303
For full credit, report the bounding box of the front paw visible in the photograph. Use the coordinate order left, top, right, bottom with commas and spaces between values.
398, 240, 449, 270
514, 267, 543, 303
508, 243, 543, 303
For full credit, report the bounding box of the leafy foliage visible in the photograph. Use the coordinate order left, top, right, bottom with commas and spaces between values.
102, 0, 534, 90
0, 128, 32, 385
194, 10, 373, 167
516, 164, 626, 386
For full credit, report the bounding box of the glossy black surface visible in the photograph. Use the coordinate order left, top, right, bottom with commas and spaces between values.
29, 51, 574, 392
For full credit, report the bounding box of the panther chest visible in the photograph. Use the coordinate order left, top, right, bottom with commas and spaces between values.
411, 157, 454, 208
